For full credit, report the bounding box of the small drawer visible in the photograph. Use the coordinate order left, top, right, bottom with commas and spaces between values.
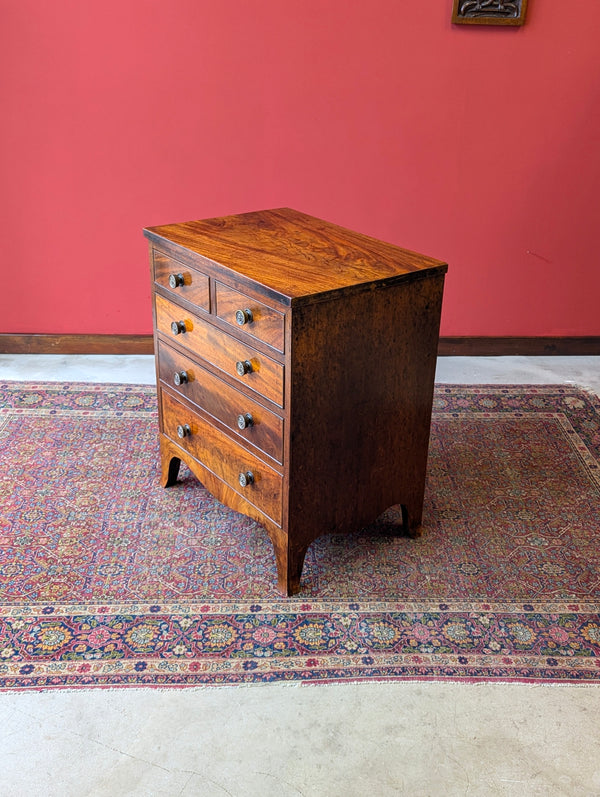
215, 282, 285, 352
153, 250, 210, 311
158, 341, 284, 463
155, 295, 284, 407
162, 391, 283, 525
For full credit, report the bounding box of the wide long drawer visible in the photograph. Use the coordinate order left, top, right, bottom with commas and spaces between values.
161, 391, 283, 525
155, 294, 284, 407
158, 340, 284, 463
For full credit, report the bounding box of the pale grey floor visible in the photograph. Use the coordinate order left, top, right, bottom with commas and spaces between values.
1, 353, 600, 393
1, 355, 599, 797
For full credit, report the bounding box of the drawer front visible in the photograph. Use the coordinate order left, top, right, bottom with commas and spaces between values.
155, 294, 284, 407
162, 391, 283, 525
158, 341, 284, 463
154, 251, 210, 311
215, 282, 285, 352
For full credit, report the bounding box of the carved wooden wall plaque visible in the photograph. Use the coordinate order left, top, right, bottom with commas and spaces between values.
452, 0, 529, 26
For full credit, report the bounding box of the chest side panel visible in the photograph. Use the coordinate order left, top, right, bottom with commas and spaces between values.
286, 273, 446, 539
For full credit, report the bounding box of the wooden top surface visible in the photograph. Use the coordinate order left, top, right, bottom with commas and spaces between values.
144, 208, 447, 305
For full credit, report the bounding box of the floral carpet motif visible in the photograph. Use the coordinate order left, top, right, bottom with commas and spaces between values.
0, 381, 599, 689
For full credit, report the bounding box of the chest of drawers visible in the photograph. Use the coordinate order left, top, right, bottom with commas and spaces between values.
144, 208, 447, 595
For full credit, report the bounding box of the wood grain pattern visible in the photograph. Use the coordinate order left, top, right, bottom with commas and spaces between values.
157, 340, 284, 463
161, 391, 283, 525
146, 208, 447, 595
3, 334, 600, 357
214, 282, 285, 352
158, 435, 285, 542
286, 273, 446, 547
437, 337, 600, 356
145, 208, 447, 306
153, 251, 210, 311
0, 334, 154, 354
155, 294, 285, 407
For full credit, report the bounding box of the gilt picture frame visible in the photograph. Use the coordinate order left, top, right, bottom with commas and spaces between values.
452, 0, 529, 26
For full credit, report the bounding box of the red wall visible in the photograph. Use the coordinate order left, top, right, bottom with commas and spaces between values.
2, 1, 599, 337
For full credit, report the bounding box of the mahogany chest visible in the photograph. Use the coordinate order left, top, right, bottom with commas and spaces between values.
144, 208, 447, 595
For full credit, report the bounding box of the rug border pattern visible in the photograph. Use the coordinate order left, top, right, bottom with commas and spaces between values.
1, 382, 599, 689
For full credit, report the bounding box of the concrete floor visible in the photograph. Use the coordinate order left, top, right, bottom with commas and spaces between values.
1, 353, 599, 393
1, 355, 599, 796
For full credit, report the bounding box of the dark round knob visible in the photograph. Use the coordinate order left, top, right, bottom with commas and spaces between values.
177, 424, 191, 439
173, 370, 188, 386
171, 320, 187, 335
237, 413, 254, 430
235, 359, 253, 376
239, 471, 254, 488
168, 273, 185, 289
235, 308, 254, 326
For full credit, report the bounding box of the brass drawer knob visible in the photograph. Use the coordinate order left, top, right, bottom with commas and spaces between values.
237, 413, 254, 429
173, 370, 188, 386
168, 273, 185, 289
239, 471, 254, 488
177, 423, 191, 438
236, 359, 253, 376
171, 320, 187, 335
235, 308, 254, 326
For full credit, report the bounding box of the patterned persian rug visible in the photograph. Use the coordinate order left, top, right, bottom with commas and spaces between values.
0, 381, 599, 690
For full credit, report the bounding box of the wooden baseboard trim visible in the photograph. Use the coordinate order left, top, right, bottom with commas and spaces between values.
438, 337, 600, 356
0, 334, 154, 355
1, 334, 599, 357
